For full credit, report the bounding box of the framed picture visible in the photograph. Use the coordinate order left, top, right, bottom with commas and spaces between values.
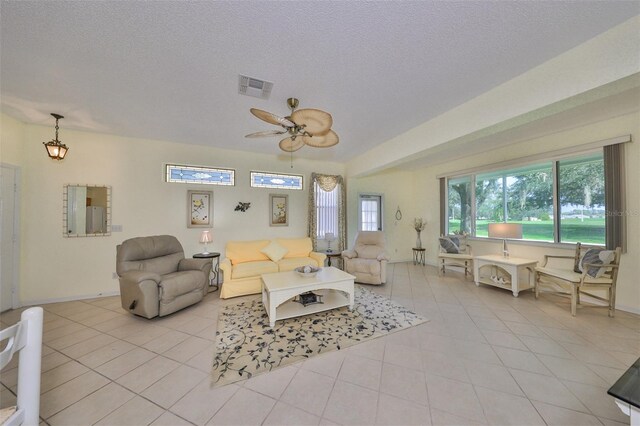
269, 194, 288, 226
187, 190, 213, 228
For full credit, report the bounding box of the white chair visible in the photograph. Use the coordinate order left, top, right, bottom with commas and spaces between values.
0, 307, 43, 426
535, 243, 622, 316
438, 235, 473, 278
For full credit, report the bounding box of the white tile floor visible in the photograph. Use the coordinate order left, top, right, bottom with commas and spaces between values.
1, 262, 639, 425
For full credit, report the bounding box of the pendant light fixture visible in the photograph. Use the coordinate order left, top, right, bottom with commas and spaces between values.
43, 113, 69, 160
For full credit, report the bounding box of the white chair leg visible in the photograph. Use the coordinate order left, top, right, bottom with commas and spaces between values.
18, 307, 43, 426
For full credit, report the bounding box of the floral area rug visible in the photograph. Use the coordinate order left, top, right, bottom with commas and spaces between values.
212, 285, 428, 387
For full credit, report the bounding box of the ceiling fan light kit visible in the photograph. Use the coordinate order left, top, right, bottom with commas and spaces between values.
246, 97, 339, 153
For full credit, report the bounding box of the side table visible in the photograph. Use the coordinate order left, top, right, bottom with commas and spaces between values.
193, 252, 221, 292
323, 251, 343, 269
412, 248, 425, 266
473, 254, 537, 297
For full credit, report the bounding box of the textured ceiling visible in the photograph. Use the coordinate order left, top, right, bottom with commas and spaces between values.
1, 1, 638, 162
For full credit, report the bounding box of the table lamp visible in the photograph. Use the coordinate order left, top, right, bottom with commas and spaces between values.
199, 230, 213, 255
488, 223, 522, 258
324, 232, 336, 253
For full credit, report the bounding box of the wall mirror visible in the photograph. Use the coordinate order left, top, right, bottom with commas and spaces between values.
63, 184, 111, 237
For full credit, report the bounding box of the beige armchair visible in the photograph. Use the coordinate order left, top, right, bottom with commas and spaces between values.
535, 242, 621, 317
116, 235, 212, 319
342, 231, 389, 285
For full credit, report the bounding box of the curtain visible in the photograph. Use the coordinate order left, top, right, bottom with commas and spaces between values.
604, 144, 625, 251
308, 173, 346, 251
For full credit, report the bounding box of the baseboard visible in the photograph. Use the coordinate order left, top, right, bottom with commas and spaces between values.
616, 304, 640, 315
20, 290, 121, 308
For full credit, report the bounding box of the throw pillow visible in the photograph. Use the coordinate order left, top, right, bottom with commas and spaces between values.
439, 237, 459, 254
260, 241, 289, 262
579, 248, 615, 278
449, 235, 468, 253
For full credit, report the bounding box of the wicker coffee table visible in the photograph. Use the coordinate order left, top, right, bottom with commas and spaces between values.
261, 267, 355, 327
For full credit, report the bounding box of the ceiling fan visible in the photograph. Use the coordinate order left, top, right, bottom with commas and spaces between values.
245, 98, 339, 152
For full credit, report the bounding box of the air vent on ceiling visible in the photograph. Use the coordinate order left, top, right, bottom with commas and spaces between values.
238, 75, 273, 99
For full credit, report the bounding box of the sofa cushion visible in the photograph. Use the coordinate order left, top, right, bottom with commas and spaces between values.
159, 271, 205, 301
261, 240, 289, 262
277, 238, 313, 259
277, 257, 319, 272
226, 240, 270, 265
232, 261, 278, 279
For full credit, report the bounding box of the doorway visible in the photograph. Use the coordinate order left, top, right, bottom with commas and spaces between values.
359, 194, 383, 231
1, 164, 20, 312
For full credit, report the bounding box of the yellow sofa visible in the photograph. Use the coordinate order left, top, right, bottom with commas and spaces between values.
219, 237, 326, 299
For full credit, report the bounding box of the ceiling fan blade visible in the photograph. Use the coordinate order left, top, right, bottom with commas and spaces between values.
291, 108, 332, 136
250, 108, 295, 127
302, 130, 339, 148
245, 130, 287, 138
279, 137, 305, 152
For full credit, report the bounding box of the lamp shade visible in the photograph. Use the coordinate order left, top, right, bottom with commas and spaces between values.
488, 223, 523, 239
324, 232, 335, 241
199, 230, 213, 244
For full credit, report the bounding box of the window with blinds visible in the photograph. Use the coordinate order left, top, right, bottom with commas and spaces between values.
315, 182, 338, 238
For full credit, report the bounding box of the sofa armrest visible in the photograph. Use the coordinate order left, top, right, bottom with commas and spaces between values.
309, 251, 327, 266
377, 252, 390, 262
179, 258, 211, 273
219, 258, 232, 283
119, 270, 162, 285
342, 250, 357, 259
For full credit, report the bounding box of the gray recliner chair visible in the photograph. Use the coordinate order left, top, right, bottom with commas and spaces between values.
116, 235, 212, 319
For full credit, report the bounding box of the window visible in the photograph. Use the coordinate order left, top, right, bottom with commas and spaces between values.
558, 153, 605, 244
443, 151, 607, 245
250, 171, 303, 190
477, 163, 554, 242
166, 164, 234, 185
309, 173, 346, 252
315, 182, 338, 238
447, 176, 472, 235
359, 194, 383, 231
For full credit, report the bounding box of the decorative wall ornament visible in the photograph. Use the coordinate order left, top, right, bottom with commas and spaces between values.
187, 190, 213, 228
395, 206, 403, 221
234, 202, 251, 212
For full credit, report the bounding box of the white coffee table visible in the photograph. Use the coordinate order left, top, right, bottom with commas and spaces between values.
261, 267, 355, 327
474, 254, 538, 297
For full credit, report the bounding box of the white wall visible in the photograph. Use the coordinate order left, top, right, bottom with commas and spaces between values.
346, 169, 419, 263
347, 111, 640, 313
1, 114, 344, 304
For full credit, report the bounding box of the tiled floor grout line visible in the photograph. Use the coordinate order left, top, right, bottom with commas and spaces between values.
35, 302, 222, 425
2, 263, 638, 426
